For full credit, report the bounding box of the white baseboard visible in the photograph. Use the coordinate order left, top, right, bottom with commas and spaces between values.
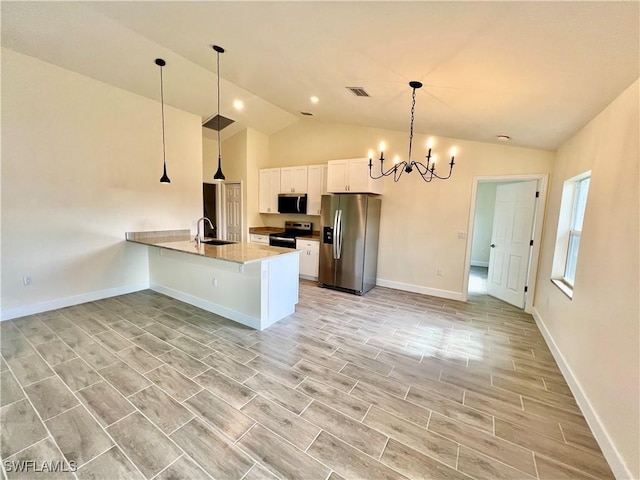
375, 278, 463, 301
150, 283, 262, 330
531, 307, 633, 480
470, 260, 489, 268
0, 282, 150, 321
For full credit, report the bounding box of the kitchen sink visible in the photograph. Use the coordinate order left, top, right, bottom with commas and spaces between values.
201, 239, 236, 246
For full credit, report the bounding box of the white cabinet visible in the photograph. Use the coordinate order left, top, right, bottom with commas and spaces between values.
259, 168, 281, 213
297, 239, 319, 279
306, 165, 327, 216
327, 158, 383, 194
250, 234, 270, 245
280, 166, 308, 193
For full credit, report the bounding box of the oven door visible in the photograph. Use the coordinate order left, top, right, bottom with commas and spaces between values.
269, 235, 296, 248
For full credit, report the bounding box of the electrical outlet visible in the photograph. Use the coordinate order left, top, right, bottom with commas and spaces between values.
458, 232, 467, 239
212, 277, 218, 287
437, 268, 445, 277
23, 276, 32, 286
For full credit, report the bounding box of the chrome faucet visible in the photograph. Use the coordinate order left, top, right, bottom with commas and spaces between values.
195, 217, 214, 245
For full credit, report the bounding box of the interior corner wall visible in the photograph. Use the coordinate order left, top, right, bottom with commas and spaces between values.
1, 48, 202, 319
268, 119, 554, 297
203, 129, 248, 183
532, 79, 639, 479
246, 128, 269, 235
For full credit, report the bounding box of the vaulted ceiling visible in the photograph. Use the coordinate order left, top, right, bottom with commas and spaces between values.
2, 1, 638, 150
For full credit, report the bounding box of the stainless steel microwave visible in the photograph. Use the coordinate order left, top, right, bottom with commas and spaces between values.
277, 194, 307, 214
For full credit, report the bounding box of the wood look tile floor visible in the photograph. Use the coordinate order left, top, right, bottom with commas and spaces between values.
0, 277, 614, 480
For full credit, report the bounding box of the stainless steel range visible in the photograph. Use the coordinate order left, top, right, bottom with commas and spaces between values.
269, 221, 313, 249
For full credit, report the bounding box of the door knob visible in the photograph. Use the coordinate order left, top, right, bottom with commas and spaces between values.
490, 244, 496, 248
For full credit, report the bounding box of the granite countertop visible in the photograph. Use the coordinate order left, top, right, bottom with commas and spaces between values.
296, 234, 321, 241
249, 227, 284, 235
126, 230, 297, 265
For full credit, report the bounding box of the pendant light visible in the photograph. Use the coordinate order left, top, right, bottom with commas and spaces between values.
369, 81, 457, 183
156, 58, 171, 183
212, 45, 226, 181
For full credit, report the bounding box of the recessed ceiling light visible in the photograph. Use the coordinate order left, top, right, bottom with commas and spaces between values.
496, 134, 511, 141
310, 96, 319, 104
233, 99, 244, 110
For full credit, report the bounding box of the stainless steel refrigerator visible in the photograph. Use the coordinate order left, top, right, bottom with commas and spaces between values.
318, 194, 381, 295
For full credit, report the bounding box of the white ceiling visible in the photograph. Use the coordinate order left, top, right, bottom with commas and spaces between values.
2, 1, 638, 150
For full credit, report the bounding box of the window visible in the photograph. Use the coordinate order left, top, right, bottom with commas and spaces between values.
552, 172, 591, 297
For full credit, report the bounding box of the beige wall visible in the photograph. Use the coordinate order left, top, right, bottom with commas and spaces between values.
246, 129, 269, 235
204, 128, 269, 239
533, 79, 639, 479
203, 129, 246, 184
268, 120, 554, 296
1, 49, 202, 318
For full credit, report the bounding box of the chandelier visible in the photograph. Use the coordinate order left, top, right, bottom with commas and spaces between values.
369, 81, 456, 183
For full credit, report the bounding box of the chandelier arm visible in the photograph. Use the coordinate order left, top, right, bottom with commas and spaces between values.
393, 164, 404, 182
411, 161, 430, 175
385, 161, 407, 178
414, 162, 434, 183
428, 163, 455, 180
368, 165, 386, 180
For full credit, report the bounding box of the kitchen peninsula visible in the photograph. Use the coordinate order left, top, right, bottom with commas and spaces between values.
126, 230, 299, 330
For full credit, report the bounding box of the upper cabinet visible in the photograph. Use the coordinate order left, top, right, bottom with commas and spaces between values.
280, 166, 308, 193
259, 168, 281, 213
327, 158, 384, 194
260, 160, 379, 215
307, 164, 328, 216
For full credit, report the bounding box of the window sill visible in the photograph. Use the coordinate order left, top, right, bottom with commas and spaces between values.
551, 278, 574, 299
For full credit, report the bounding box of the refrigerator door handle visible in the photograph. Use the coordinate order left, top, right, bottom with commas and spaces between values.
336, 209, 343, 259
332, 210, 339, 259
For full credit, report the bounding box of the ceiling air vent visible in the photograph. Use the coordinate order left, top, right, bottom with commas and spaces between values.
346, 86, 370, 97
300, 112, 314, 116
203, 114, 235, 131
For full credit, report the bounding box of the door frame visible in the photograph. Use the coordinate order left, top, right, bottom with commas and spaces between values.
217, 181, 244, 242
462, 174, 548, 313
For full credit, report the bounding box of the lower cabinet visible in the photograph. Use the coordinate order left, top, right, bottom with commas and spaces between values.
296, 239, 319, 280
250, 234, 270, 245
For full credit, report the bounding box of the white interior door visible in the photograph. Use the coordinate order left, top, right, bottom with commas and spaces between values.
487, 180, 538, 308
225, 183, 242, 242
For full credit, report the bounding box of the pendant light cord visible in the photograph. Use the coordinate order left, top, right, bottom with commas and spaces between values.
160, 65, 167, 168
217, 49, 221, 160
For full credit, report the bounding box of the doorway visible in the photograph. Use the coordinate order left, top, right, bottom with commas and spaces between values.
202, 183, 217, 237
463, 174, 548, 312
222, 182, 243, 242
